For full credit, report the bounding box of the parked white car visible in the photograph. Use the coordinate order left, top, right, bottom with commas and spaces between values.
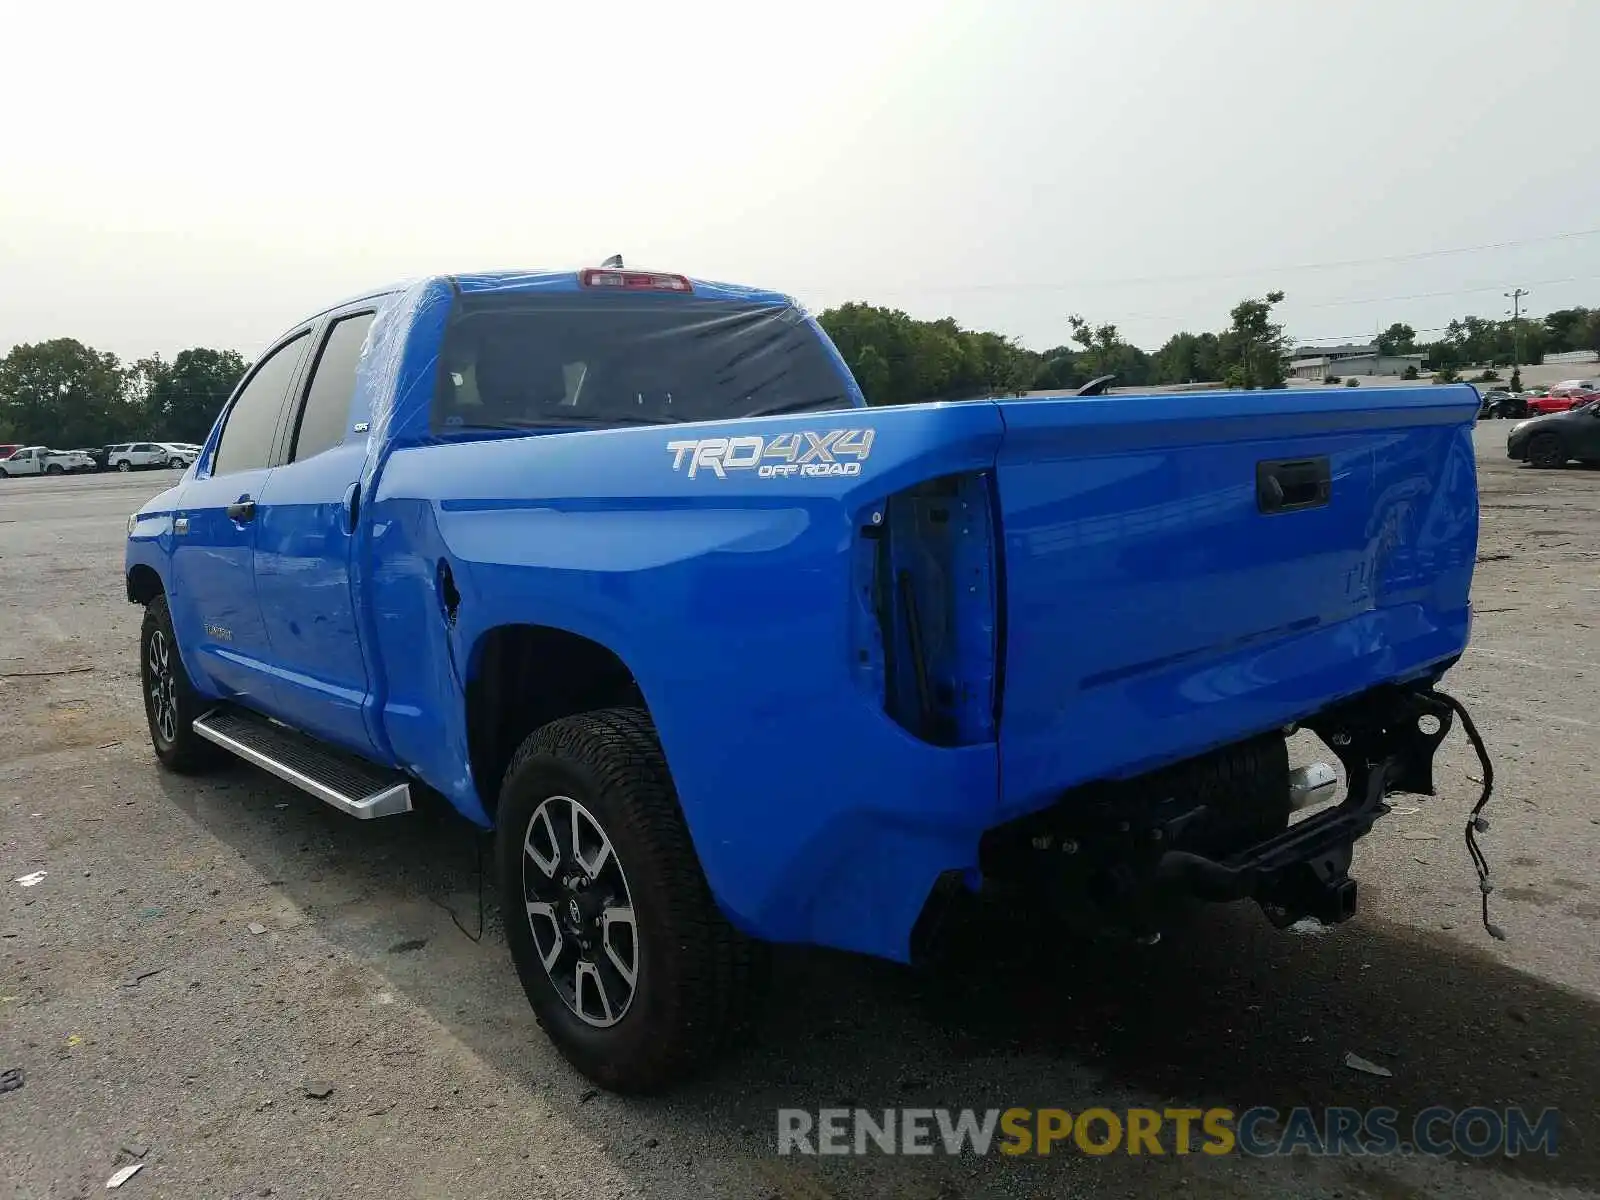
0, 446, 97, 477
107, 442, 191, 471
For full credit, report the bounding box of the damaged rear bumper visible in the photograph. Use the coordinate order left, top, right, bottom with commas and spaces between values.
968, 682, 1488, 942
1159, 686, 1460, 927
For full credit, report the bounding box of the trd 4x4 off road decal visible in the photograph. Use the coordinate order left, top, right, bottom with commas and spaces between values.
666, 429, 875, 480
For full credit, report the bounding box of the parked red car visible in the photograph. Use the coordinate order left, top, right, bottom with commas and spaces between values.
1527, 387, 1600, 416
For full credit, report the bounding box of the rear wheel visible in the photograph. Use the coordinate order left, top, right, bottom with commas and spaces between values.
1528, 433, 1567, 469
140, 595, 226, 773
116, 459, 131, 472
45, 463, 64, 475
496, 707, 764, 1093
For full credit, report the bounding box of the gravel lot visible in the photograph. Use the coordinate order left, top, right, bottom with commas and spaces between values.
3, 427, 1598, 1200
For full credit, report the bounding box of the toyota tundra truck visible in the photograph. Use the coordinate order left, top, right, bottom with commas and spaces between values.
124, 265, 1495, 1093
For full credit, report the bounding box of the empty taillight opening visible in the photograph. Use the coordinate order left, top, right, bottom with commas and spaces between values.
580, 268, 693, 293
849, 472, 1000, 748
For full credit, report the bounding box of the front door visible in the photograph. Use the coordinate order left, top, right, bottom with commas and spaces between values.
7, 448, 42, 476
1574, 403, 1600, 459
251, 310, 381, 757
168, 331, 311, 705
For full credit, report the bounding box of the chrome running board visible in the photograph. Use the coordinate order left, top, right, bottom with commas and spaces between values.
192, 707, 412, 819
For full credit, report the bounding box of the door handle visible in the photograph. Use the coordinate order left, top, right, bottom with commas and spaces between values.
1256, 457, 1331, 514
342, 481, 360, 533
226, 498, 257, 523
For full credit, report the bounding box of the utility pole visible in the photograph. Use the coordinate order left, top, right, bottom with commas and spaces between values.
1505, 288, 1529, 388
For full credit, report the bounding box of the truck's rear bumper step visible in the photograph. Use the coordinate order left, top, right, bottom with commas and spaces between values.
193, 708, 412, 819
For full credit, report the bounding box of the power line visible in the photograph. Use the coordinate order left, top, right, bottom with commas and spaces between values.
1094, 273, 1600, 345
1296, 273, 1600, 312
795, 227, 1600, 296
1296, 324, 1452, 346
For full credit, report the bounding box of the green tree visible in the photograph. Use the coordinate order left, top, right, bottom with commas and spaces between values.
818, 303, 1038, 405
0, 339, 135, 447
1030, 346, 1082, 392
1376, 322, 1417, 355
849, 344, 891, 405
1218, 291, 1289, 389
1064, 316, 1152, 387
1541, 308, 1592, 354
1067, 315, 1117, 379
144, 348, 248, 442
1103, 342, 1152, 387
1151, 331, 1222, 384
1422, 337, 1459, 371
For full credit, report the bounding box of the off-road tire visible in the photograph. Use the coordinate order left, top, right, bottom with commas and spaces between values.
140, 594, 226, 773
496, 707, 765, 1093
1528, 433, 1567, 469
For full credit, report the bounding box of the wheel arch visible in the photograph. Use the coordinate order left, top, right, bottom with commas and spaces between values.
464, 623, 650, 822
126, 563, 165, 605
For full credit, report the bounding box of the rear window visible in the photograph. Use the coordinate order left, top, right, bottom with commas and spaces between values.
431, 293, 852, 432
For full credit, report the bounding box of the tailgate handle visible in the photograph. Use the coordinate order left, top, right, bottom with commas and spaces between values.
1257, 457, 1331, 514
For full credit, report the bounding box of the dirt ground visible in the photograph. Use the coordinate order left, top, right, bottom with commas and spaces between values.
2, 423, 1597, 1200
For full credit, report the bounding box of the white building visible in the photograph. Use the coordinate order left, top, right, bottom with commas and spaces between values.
1288, 342, 1426, 381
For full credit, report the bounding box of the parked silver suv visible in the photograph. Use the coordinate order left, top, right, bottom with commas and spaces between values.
107, 442, 193, 471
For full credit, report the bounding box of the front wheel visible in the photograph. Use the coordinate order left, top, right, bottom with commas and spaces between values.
1527, 433, 1567, 469
496, 708, 765, 1093
140, 595, 226, 773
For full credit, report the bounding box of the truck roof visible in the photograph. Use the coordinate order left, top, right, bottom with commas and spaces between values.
309, 270, 799, 325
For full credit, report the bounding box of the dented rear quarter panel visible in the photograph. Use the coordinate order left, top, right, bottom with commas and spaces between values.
365, 400, 1008, 958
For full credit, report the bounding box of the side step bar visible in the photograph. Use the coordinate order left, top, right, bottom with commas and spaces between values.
192, 707, 412, 819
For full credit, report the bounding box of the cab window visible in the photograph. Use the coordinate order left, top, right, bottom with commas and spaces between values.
291, 313, 375, 462
212, 334, 311, 476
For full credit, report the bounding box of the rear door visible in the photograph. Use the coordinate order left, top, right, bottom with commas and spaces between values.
251, 308, 382, 756
168, 331, 312, 705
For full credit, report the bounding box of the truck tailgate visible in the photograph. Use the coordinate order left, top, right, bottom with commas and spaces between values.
992, 385, 1479, 818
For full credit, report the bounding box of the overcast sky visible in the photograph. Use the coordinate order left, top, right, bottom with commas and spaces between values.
3, 0, 1598, 363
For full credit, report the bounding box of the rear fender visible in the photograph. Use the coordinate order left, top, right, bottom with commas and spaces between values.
366, 401, 1008, 960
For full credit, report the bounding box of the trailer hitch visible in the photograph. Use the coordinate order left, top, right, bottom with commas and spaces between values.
1155, 746, 1402, 927
1155, 686, 1502, 938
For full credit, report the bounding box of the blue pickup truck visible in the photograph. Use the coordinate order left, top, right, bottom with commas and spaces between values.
125, 265, 1491, 1092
